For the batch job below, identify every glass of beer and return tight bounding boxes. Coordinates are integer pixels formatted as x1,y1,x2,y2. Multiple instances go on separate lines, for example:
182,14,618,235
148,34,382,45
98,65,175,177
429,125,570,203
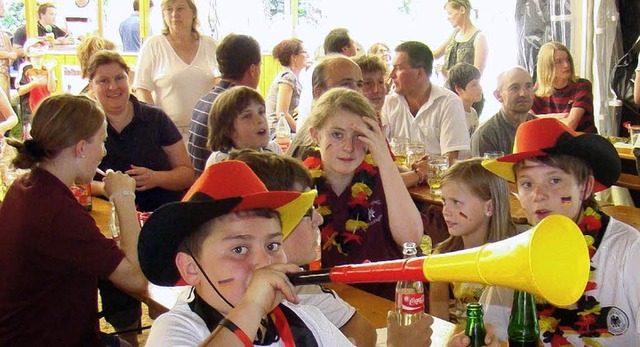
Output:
406,143,426,168
427,156,449,195
390,137,409,166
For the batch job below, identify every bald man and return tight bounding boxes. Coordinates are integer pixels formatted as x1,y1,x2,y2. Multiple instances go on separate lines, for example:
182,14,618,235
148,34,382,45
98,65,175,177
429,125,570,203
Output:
471,66,536,157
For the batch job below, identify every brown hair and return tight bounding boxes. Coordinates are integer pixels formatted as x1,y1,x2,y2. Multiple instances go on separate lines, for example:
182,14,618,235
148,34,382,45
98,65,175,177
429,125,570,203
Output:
8,94,105,169
229,149,312,192
435,158,517,254
76,36,117,79
272,39,304,67
86,50,130,81
514,155,599,211
206,86,265,152
354,54,387,76
161,0,199,35
37,2,55,17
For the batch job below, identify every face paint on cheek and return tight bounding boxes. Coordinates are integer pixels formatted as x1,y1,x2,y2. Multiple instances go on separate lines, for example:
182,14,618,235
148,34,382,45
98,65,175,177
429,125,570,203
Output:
217,277,235,286
458,211,469,220
561,196,572,205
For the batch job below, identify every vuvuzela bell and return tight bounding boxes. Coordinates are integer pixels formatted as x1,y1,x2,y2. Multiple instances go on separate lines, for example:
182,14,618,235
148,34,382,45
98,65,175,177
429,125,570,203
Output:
288,214,590,307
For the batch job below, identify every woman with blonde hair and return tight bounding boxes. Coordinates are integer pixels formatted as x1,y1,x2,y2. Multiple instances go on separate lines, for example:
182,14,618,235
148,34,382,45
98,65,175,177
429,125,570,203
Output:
0,94,147,346
429,158,517,323
531,41,596,133
76,36,116,95
134,0,218,138
299,88,424,300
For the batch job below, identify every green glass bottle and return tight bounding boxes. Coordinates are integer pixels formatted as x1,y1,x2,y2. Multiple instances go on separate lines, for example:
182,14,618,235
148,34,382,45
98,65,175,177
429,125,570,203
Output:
465,303,486,347
507,290,540,347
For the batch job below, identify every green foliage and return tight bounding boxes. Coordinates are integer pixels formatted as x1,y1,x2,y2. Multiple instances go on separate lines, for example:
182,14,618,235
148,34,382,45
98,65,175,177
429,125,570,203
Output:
399,0,412,15
2,1,24,33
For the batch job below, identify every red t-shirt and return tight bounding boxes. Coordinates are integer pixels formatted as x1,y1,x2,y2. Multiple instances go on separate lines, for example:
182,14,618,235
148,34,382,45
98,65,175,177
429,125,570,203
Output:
0,168,124,346
532,78,597,133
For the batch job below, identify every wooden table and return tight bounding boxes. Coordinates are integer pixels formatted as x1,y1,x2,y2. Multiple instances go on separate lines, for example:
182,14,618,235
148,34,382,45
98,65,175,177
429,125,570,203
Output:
615,147,640,191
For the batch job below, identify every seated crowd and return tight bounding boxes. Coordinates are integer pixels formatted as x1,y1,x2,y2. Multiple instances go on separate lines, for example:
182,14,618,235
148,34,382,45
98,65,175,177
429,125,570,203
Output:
0,0,638,346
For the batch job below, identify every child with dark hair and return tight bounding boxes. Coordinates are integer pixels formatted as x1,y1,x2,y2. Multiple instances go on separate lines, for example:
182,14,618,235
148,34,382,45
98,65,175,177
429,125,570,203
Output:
447,62,483,136
481,118,639,346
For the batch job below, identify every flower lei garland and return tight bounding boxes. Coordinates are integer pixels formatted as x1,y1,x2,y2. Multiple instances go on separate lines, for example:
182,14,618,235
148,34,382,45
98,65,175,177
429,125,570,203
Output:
302,148,377,256
537,207,607,347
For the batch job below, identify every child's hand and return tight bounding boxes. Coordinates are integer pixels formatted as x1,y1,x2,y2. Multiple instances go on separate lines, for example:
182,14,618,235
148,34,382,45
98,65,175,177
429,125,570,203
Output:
387,311,434,347
352,116,393,165
125,165,158,191
447,323,502,347
239,263,301,317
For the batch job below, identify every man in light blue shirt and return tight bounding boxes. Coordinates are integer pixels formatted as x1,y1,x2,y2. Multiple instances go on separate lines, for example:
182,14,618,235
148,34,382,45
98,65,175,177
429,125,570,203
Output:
119,0,153,52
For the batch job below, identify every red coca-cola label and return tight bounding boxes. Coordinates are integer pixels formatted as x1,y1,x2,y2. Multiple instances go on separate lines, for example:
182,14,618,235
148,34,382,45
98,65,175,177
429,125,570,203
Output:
137,212,152,227
397,292,424,314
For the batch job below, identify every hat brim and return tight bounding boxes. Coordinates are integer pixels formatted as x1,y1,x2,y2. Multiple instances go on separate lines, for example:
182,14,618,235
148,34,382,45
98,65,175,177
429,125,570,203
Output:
482,134,620,192
138,189,316,286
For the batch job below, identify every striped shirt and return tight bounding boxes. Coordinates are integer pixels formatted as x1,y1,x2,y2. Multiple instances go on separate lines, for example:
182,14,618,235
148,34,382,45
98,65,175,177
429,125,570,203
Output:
187,80,234,177
532,78,597,133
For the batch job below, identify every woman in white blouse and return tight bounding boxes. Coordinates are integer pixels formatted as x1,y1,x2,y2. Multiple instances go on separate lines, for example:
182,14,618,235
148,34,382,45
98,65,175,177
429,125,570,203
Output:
134,0,218,138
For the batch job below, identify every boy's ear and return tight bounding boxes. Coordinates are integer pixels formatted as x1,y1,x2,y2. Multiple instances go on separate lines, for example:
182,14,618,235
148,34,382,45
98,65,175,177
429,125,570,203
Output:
454,85,465,96
309,127,319,144
175,252,201,286
581,175,596,201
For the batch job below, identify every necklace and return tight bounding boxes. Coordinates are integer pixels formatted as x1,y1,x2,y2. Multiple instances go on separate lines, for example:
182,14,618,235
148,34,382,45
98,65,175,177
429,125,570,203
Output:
537,207,608,346
302,148,377,256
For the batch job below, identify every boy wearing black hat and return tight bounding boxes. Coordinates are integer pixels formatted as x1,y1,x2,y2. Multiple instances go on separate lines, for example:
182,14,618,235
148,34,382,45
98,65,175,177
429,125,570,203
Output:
480,118,640,346
139,160,354,346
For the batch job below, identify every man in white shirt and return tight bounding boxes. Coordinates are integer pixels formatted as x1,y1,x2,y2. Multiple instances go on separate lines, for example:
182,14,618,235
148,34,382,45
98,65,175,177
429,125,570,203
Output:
382,41,470,162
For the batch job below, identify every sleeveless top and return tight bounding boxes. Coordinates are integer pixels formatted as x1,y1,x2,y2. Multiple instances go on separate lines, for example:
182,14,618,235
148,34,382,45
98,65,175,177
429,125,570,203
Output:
444,29,481,71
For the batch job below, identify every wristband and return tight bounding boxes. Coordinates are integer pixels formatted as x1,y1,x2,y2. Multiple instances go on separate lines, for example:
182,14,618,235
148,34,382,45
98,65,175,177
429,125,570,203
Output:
109,190,136,203
413,168,425,184
218,318,253,347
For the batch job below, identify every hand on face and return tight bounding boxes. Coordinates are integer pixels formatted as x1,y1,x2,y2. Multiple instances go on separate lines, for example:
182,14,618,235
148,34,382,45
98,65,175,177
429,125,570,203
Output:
237,263,301,317
125,164,159,191
386,311,434,347
351,116,393,165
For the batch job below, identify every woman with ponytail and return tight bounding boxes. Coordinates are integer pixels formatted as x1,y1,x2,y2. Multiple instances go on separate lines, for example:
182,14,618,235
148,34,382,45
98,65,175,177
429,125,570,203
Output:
0,94,148,346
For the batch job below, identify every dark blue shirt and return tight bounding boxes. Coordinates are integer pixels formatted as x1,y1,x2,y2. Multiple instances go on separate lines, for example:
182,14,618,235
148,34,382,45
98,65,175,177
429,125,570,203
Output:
97,95,183,212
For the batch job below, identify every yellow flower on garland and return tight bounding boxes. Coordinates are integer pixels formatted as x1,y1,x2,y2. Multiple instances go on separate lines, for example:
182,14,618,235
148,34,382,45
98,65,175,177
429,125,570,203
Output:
346,219,369,233
316,205,332,216
363,153,375,165
538,315,561,333
352,182,372,197
309,168,323,178
577,304,601,316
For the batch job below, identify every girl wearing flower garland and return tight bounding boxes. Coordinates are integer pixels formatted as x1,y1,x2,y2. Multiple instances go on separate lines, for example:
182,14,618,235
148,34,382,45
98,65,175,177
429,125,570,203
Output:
429,158,517,324
480,118,640,346
300,88,424,300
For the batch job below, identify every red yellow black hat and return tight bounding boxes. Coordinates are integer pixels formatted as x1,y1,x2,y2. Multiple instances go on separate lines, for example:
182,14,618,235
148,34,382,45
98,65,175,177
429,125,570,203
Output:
482,118,620,192
138,160,316,286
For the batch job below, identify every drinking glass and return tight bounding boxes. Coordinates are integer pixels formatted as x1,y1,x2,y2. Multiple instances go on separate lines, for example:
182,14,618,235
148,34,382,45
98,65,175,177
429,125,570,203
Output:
483,151,505,160
406,143,426,168
427,156,449,195
390,137,409,166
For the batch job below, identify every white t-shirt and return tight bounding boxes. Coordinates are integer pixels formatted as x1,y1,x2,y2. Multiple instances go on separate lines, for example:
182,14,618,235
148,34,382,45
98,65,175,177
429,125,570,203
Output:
381,85,470,158
296,284,357,329
480,218,640,346
204,142,283,168
134,34,218,129
145,298,355,346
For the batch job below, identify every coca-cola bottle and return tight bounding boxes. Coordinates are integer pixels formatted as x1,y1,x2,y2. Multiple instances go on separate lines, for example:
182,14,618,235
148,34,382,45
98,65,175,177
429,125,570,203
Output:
395,241,424,326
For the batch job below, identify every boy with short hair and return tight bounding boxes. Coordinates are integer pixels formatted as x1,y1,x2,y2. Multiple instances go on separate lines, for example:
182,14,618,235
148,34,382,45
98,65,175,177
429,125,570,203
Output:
139,160,355,346
447,62,483,136
480,118,640,346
